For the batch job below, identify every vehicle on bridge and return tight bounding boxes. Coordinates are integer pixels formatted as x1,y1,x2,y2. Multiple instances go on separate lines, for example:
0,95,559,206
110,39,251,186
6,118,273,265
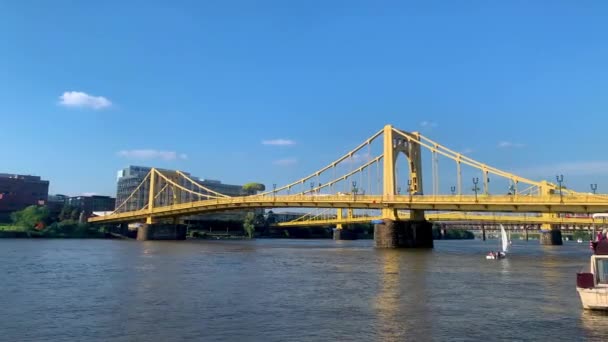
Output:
577,238,608,310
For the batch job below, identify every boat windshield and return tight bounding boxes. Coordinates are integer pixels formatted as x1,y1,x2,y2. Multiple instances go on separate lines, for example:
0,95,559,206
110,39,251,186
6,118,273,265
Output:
596,259,608,284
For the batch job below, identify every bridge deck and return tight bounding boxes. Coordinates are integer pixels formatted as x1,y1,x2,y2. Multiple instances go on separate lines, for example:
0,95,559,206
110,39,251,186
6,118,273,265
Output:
90,194,608,224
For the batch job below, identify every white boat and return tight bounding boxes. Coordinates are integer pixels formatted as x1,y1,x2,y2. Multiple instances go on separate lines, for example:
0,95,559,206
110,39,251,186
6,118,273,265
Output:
486,225,508,260
577,238,583,243
577,239,608,310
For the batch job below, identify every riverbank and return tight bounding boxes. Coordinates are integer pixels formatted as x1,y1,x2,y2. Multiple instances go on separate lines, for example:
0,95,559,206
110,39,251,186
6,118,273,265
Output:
0,223,112,239
0,230,116,239
1,224,476,240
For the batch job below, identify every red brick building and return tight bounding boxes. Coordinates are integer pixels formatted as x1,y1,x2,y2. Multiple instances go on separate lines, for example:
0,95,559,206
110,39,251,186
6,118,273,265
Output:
0,173,49,222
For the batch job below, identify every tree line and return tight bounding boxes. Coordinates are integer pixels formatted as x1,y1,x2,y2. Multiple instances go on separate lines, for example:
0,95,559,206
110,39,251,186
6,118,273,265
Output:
6,205,105,238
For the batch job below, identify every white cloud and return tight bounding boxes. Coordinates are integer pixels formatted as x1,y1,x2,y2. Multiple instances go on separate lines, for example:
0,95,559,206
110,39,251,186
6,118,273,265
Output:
498,141,525,148
273,158,297,166
262,139,296,146
117,149,188,161
420,121,438,128
59,91,112,109
343,152,371,164
519,161,608,177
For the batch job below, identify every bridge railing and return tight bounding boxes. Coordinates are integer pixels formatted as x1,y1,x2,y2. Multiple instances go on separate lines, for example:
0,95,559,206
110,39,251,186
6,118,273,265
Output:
126,193,608,216
90,192,608,223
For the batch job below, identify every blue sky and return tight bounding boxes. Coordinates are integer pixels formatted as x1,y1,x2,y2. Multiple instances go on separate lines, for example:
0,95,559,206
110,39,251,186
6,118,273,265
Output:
1,1,608,196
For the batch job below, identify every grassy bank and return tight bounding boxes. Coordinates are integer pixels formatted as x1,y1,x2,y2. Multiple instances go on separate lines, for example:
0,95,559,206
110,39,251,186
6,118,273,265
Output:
0,222,109,239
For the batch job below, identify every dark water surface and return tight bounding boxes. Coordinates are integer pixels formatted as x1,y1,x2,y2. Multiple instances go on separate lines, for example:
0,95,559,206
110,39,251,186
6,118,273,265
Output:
1,238,608,341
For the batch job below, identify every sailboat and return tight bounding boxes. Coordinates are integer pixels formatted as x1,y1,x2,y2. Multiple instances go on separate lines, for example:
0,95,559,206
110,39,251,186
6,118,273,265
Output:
486,225,508,260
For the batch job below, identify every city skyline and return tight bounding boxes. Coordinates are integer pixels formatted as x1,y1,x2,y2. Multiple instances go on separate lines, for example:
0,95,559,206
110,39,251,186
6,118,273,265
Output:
2,1,608,196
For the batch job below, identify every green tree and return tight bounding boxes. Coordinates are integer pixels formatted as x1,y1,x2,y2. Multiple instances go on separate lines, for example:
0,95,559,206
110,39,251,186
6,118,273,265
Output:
70,208,81,221
10,205,50,229
59,205,81,221
572,231,592,241
266,210,277,225
243,212,256,238
242,183,266,195
58,205,72,221
254,212,266,227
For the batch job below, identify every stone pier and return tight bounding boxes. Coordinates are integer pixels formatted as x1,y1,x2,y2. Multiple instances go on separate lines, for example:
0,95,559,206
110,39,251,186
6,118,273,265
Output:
333,228,356,240
540,228,563,245
374,220,433,248
137,224,187,241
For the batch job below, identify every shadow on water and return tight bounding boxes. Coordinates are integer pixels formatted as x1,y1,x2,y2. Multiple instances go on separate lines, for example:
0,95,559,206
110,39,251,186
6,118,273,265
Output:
373,249,432,341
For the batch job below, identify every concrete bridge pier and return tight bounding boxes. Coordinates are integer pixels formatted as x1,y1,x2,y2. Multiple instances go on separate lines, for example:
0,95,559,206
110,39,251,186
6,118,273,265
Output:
539,214,563,245
540,227,563,245
374,219,433,248
137,223,187,241
333,209,357,240
119,223,129,236
333,228,356,240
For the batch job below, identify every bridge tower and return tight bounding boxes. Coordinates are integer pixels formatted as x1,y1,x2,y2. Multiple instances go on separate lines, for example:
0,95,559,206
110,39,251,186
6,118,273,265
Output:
374,125,433,248
138,168,187,241
538,181,563,245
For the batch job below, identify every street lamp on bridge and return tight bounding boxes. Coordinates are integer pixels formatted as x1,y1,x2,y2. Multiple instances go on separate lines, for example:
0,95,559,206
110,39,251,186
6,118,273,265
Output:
310,182,315,195
472,177,480,203
352,181,358,200
556,174,564,203
273,183,276,199
450,186,456,195
508,184,516,195
591,183,598,194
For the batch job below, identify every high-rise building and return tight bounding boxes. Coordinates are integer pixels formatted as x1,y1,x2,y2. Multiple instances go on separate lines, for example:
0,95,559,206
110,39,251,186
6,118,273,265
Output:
115,166,153,211
47,194,69,216
0,173,49,221
115,166,245,211
66,195,116,216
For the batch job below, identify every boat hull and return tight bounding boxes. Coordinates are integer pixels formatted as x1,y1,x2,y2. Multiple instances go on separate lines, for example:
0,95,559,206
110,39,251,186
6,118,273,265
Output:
485,252,506,260
577,287,608,310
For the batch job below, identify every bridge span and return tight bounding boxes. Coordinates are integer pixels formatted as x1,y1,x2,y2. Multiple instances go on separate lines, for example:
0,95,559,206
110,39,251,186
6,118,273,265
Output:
89,124,608,247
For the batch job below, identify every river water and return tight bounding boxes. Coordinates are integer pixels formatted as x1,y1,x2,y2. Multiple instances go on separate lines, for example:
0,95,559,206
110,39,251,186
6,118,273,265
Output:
1,238,607,341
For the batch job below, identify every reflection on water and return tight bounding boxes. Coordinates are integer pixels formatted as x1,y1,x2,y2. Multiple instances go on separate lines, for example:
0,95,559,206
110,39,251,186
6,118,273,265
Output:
0,239,607,341
582,310,608,340
374,250,432,341
374,250,401,340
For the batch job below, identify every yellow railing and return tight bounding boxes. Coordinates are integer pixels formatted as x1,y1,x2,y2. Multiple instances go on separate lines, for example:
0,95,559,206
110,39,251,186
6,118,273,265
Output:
277,212,606,227
90,193,608,224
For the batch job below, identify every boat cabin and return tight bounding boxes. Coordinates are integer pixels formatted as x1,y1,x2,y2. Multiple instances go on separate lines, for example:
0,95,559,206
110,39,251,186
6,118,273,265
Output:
578,240,608,288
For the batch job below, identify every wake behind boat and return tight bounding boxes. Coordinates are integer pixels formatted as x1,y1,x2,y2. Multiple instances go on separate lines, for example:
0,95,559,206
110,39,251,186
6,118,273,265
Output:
486,224,509,260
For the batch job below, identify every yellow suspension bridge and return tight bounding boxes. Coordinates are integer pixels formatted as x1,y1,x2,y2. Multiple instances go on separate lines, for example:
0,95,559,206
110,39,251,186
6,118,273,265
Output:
90,124,608,244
